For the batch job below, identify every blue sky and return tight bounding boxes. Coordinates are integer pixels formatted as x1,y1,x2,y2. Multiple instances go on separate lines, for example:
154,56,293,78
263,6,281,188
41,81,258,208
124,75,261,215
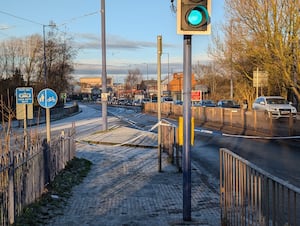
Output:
0,0,225,81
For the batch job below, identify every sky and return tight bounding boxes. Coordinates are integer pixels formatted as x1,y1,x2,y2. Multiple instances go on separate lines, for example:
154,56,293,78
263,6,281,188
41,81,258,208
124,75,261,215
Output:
0,0,225,82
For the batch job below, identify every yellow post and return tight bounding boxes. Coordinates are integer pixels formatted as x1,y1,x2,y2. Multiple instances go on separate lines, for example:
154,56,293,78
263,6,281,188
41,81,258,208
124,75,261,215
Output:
178,116,194,145
191,117,194,146
178,116,183,145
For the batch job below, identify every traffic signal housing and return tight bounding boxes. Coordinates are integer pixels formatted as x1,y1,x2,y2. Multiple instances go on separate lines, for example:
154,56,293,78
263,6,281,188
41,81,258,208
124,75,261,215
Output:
177,0,211,35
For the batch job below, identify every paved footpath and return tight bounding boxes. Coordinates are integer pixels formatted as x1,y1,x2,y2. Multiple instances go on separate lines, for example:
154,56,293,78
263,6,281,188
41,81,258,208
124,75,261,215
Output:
47,126,220,226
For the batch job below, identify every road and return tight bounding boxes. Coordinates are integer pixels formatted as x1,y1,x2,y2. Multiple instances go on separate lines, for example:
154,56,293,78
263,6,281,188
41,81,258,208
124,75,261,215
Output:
90,103,300,189
12,103,299,189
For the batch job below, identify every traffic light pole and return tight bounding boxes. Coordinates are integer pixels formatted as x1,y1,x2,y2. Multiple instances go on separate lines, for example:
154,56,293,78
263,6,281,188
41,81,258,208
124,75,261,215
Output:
176,0,211,221
182,34,192,221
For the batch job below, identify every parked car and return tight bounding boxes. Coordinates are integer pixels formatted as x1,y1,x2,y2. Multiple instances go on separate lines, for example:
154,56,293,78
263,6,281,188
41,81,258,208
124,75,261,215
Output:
118,98,128,105
173,100,183,105
252,96,297,119
161,96,173,103
151,97,158,103
197,100,216,107
142,98,151,104
133,99,141,106
125,99,133,105
217,99,240,108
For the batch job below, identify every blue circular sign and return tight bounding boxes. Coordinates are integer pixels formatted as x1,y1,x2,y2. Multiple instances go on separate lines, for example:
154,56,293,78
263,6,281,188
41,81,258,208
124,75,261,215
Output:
37,88,58,108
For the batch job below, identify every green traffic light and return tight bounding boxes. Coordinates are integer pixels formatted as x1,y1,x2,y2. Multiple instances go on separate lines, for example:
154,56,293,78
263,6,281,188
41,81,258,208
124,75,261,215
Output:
187,9,203,26
187,6,209,27
177,0,211,35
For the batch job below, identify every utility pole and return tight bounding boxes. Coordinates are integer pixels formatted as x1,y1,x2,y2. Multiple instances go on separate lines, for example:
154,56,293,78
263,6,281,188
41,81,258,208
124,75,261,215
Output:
43,23,56,143
101,0,107,131
157,35,162,172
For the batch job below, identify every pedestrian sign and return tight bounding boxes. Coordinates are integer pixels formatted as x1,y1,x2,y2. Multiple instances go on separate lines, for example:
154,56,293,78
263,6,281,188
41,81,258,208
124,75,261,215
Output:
37,88,58,108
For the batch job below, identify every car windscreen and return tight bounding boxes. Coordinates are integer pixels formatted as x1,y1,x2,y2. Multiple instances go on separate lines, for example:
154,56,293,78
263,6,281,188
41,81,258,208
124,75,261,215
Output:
266,98,288,104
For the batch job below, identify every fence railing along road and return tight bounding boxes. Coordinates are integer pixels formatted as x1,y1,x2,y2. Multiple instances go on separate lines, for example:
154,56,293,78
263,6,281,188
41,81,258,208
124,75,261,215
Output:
0,124,76,225
220,148,300,225
144,103,300,225
144,103,300,137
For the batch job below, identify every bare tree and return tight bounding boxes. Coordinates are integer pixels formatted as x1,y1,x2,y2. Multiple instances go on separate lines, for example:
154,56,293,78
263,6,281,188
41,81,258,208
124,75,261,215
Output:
0,38,23,79
193,61,232,101
45,30,76,97
210,0,300,104
23,35,43,86
124,68,142,98
0,30,76,105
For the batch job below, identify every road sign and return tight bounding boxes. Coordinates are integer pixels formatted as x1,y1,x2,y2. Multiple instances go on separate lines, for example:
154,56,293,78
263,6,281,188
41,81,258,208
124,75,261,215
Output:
253,70,268,88
37,88,58,108
191,90,201,101
16,87,33,104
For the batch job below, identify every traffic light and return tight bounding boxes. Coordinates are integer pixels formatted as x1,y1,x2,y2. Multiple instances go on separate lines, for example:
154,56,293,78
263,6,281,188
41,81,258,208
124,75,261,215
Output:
177,0,211,35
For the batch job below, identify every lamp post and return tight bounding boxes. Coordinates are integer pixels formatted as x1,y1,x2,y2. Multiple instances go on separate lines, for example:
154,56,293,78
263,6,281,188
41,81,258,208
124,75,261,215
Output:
43,25,47,86
142,63,149,80
101,0,108,131
176,74,182,101
230,20,234,99
229,18,241,99
43,23,56,143
162,52,170,89
146,63,148,80
43,23,56,86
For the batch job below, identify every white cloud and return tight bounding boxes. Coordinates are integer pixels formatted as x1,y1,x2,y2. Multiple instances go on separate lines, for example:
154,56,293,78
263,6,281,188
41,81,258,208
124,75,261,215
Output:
73,33,161,50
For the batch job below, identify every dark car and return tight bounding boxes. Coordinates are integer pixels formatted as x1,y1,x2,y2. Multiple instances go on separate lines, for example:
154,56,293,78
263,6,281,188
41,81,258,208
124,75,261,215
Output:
198,100,216,107
217,99,240,108
173,100,183,105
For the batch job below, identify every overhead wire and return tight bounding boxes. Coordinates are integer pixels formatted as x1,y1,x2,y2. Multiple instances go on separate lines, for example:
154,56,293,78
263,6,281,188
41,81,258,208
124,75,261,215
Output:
0,10,42,26
0,9,100,42
59,11,99,27
0,9,99,30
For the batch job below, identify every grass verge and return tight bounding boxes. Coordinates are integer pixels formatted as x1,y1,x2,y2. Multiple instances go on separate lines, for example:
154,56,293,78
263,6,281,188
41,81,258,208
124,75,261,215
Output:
13,157,92,226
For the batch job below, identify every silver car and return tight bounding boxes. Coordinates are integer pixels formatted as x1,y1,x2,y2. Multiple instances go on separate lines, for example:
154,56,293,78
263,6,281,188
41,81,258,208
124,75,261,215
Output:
252,96,297,119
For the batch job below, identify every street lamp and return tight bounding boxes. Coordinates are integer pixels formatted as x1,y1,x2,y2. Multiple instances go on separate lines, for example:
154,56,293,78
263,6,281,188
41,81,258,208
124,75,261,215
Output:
229,18,241,99
42,23,56,144
175,74,182,101
162,52,170,88
43,23,56,87
142,63,149,80
230,19,234,99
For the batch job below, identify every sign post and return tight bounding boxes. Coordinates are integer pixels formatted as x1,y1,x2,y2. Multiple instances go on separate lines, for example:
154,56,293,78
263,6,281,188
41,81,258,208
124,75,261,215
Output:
253,69,268,98
16,87,34,150
37,88,58,143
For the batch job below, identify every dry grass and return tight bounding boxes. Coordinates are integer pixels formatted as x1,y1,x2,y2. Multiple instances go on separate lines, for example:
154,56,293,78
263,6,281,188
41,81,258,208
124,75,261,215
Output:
13,157,92,226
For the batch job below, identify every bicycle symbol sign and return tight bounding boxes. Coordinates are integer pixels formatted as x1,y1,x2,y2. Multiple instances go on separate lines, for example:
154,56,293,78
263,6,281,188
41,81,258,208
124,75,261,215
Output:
37,88,58,109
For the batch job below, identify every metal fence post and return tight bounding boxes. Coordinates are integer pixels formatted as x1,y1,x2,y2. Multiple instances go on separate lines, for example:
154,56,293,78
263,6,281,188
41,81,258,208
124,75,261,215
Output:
8,150,15,224
42,139,50,185
220,148,300,225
